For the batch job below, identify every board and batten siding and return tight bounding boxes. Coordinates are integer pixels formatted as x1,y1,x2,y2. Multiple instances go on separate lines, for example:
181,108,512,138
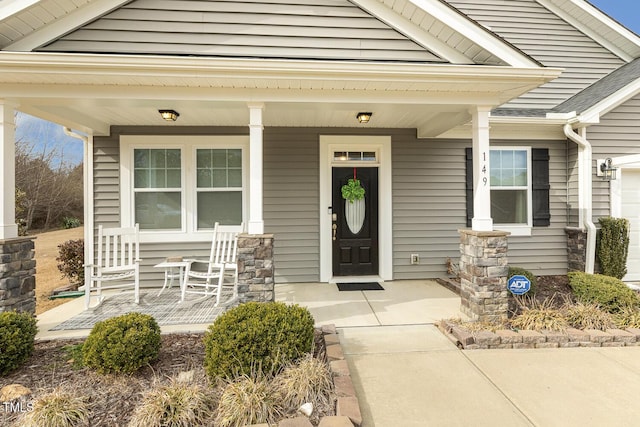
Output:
39,0,444,63
392,135,569,278
446,0,625,109
587,94,640,220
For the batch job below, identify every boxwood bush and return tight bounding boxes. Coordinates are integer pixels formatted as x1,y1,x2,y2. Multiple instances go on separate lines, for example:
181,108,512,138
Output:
0,311,37,375
204,302,315,380
509,266,537,295
568,272,639,313
82,312,161,374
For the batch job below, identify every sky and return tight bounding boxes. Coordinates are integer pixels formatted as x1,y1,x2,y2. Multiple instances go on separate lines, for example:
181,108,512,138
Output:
14,0,640,166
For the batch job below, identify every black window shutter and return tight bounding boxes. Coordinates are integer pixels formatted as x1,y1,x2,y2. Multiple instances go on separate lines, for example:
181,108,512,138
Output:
464,147,550,228
465,147,473,227
532,148,550,227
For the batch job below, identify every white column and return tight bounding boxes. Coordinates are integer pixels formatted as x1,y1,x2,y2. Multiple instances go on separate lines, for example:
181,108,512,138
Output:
0,101,18,239
471,106,493,231
247,103,264,234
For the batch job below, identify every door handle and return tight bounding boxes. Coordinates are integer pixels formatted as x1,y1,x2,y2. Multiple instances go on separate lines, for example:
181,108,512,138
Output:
332,223,337,241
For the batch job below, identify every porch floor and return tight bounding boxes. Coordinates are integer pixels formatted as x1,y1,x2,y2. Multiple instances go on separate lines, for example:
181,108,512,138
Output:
37,279,462,340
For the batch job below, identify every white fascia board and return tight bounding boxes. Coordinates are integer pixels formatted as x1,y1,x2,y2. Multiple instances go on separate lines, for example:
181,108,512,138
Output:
6,0,131,51
351,0,471,64
404,0,540,68
0,51,562,83
578,78,640,124
538,0,640,62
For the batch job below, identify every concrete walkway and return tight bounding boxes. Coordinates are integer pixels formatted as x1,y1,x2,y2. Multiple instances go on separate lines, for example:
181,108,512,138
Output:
276,280,640,427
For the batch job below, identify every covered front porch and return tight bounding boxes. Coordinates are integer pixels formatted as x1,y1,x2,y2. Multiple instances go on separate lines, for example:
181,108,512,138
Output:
36,279,462,340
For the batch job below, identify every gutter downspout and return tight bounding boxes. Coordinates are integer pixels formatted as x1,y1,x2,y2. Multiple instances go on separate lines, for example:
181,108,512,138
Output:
563,123,596,274
63,127,93,289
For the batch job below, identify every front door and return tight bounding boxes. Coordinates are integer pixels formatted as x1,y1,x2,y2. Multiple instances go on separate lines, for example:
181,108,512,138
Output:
332,167,378,276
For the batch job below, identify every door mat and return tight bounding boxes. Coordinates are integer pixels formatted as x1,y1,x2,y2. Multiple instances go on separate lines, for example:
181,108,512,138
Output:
337,282,384,291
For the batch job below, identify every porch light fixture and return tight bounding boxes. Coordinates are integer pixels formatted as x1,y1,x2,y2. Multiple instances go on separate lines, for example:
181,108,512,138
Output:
159,109,179,121
599,158,617,181
356,112,372,124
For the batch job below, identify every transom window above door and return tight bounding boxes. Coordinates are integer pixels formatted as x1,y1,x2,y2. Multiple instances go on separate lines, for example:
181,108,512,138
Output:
333,151,377,163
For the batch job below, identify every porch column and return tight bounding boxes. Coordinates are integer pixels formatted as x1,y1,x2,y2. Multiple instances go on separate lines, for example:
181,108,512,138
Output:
471,106,493,232
247,103,264,234
0,101,18,239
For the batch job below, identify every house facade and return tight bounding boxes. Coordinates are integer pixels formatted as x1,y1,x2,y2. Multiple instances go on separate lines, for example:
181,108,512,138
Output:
0,0,639,291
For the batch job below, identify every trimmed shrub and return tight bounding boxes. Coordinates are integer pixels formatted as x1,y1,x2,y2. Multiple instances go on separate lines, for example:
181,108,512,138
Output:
0,311,38,376
597,217,630,279
204,302,315,380
568,271,639,313
508,266,537,295
56,239,84,288
82,313,161,374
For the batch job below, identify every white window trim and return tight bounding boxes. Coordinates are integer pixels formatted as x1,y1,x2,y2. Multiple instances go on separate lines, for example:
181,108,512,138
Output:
491,146,532,236
120,135,249,243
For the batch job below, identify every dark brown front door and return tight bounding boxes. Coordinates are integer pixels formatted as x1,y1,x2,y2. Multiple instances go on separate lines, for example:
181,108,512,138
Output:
332,167,378,276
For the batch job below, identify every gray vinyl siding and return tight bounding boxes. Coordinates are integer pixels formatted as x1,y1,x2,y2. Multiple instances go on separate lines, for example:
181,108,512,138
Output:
446,0,625,109
392,135,569,278
39,0,444,63
263,128,320,283
587,94,640,221
566,142,580,227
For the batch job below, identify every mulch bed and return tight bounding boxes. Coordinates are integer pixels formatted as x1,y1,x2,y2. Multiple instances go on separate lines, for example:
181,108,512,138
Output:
2,331,330,426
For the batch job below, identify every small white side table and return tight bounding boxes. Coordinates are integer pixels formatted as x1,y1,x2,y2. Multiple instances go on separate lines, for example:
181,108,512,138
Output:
154,260,191,297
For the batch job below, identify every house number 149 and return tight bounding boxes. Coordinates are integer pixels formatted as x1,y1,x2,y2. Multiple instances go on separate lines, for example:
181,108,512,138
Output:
482,152,488,186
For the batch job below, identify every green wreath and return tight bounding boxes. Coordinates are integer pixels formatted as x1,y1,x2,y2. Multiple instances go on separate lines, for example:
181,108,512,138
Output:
341,178,365,203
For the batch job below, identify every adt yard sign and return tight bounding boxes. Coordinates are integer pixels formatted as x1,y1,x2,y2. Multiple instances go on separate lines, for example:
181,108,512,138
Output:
508,275,531,295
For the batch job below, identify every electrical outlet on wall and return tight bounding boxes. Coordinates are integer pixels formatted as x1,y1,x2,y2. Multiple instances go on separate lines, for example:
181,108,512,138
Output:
410,254,419,265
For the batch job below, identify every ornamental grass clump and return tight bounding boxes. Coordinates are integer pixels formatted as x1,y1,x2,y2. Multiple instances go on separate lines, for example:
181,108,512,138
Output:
128,380,215,427
204,302,315,380
568,272,639,313
510,297,568,331
273,354,333,416
20,388,89,427
82,312,161,374
614,306,640,329
564,302,614,331
215,374,283,427
0,311,37,376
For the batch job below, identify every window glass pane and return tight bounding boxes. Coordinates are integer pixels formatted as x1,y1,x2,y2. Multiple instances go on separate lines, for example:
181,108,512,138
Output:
212,150,227,168
363,151,376,161
134,170,148,188
514,150,527,169
212,170,227,187
197,191,242,228
490,149,528,188
334,151,347,161
135,192,181,229
150,169,166,187
228,149,242,167
166,149,181,168
151,150,166,168
197,149,211,168
228,169,242,187
491,190,527,224
166,170,181,188
197,169,212,188
134,149,149,168
348,152,361,161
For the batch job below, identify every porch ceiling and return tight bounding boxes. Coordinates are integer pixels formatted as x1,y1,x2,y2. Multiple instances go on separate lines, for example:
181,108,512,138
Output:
0,53,562,136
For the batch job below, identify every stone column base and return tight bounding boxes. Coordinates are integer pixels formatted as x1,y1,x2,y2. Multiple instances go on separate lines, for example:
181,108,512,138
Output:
565,227,587,272
459,229,510,323
237,234,275,304
0,237,36,314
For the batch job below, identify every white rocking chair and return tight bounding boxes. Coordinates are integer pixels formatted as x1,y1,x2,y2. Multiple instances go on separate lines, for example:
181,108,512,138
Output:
182,222,241,306
84,224,141,309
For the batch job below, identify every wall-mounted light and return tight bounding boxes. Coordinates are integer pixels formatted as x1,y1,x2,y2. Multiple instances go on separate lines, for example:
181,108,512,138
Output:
356,112,372,124
597,158,617,181
159,109,179,121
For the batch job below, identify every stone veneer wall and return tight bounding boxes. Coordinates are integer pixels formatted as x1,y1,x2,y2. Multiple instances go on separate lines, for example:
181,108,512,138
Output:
236,234,275,304
565,227,587,272
0,237,36,314
459,229,510,322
